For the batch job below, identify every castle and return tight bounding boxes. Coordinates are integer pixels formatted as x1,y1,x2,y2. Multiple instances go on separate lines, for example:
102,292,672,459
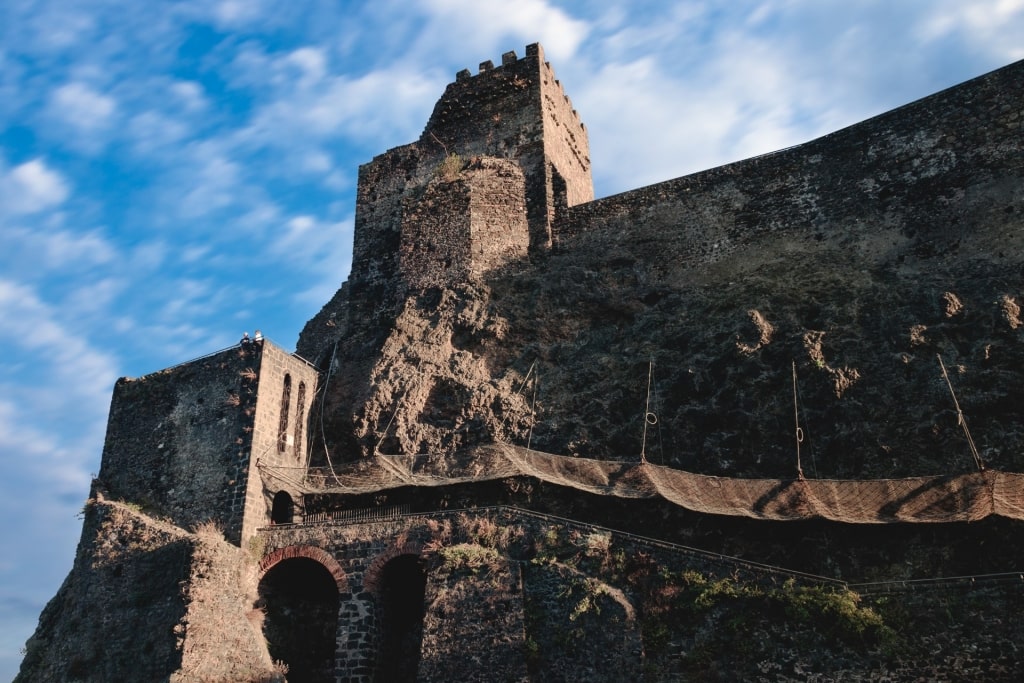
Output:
20,45,1024,682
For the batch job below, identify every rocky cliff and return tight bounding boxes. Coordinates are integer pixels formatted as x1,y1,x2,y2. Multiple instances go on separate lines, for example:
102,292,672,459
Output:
298,56,1024,483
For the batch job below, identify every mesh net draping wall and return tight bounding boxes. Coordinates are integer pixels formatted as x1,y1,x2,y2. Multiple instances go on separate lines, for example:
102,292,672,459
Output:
259,444,1024,524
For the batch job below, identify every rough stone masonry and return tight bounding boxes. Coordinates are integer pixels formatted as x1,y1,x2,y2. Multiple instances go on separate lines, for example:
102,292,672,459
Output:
16,44,1024,682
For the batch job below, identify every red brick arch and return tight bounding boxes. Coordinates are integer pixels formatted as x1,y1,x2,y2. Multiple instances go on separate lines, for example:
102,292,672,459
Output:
362,540,425,594
258,544,347,591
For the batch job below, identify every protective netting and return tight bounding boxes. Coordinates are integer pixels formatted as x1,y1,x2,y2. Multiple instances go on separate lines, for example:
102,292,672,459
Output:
259,444,1024,524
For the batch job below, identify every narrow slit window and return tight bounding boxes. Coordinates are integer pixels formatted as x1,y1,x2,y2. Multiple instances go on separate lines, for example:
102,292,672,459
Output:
277,374,292,453
293,381,307,462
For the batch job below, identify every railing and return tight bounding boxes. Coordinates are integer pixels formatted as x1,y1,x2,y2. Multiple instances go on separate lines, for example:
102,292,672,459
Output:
849,571,1024,595
259,503,1024,596
498,506,846,588
301,504,411,525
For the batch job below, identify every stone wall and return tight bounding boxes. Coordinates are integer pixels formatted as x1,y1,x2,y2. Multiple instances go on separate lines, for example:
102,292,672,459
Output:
98,340,318,545
536,43,592,208
466,158,531,279
399,157,530,290
16,500,277,683
350,142,433,298
399,169,474,289
242,341,320,542
557,58,1024,269
250,506,1024,681
98,344,259,543
253,507,839,682
419,554,529,682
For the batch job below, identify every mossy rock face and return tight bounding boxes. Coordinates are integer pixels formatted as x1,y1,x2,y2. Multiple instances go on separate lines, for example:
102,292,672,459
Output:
522,559,642,682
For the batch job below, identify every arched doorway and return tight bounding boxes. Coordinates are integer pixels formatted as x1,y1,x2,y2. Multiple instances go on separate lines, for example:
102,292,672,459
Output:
375,554,427,682
271,491,294,524
258,557,339,683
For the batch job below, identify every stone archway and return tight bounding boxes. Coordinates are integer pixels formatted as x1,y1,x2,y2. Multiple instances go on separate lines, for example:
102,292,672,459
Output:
258,545,347,589
257,546,345,683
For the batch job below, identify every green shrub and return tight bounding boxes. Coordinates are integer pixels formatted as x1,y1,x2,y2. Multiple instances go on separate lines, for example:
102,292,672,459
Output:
436,153,464,181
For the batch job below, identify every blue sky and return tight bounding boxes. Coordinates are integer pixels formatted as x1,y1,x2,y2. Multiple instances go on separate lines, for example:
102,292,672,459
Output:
1,0,1022,675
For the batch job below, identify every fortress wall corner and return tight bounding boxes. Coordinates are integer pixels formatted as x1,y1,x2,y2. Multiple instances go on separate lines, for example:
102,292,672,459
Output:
98,345,260,543
96,340,318,546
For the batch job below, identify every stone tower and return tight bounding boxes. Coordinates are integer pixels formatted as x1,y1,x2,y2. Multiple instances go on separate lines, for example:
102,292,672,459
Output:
351,43,593,293
97,339,319,545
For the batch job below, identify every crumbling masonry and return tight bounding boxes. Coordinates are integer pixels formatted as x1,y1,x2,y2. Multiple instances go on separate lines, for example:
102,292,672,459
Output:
23,43,1024,683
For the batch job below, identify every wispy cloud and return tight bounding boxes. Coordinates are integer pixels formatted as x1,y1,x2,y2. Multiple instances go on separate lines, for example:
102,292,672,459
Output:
269,213,354,306
412,0,590,63
4,226,115,273
44,82,118,153
50,82,116,130
0,279,119,397
918,0,1024,61
0,158,69,214
0,277,116,624
227,43,443,157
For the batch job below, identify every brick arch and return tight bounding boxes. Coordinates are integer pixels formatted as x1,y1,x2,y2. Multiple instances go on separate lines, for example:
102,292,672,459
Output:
258,544,347,591
362,540,425,594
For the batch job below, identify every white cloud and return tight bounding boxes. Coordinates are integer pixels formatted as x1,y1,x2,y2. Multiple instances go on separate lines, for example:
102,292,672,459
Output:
49,81,117,132
62,276,125,316
301,150,333,174
918,0,1024,61
170,81,208,113
234,57,440,150
23,4,98,52
270,214,354,306
127,110,191,154
0,279,119,395
159,277,213,317
2,225,116,276
0,159,69,214
180,244,211,263
285,47,328,88
211,0,274,28
129,240,167,271
414,0,590,63
0,398,96,496
177,142,244,218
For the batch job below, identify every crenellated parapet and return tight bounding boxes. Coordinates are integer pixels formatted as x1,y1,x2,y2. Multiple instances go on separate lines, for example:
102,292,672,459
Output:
347,44,593,304
423,43,592,222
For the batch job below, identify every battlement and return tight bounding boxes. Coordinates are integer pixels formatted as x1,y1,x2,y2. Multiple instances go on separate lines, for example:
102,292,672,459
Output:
347,43,593,301
421,42,590,192
450,44,587,136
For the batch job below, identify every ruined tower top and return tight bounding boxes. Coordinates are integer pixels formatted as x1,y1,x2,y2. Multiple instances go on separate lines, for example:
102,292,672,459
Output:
348,43,594,299
422,43,593,209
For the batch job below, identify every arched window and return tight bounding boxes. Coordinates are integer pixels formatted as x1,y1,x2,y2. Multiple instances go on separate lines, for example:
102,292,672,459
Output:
271,491,294,525
293,381,307,462
277,374,292,453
